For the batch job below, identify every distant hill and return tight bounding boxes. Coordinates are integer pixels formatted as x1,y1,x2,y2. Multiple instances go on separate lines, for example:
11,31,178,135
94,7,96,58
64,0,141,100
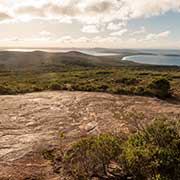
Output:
0,51,138,71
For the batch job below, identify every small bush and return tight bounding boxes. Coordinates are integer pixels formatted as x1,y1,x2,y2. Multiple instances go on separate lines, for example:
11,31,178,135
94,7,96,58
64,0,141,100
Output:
147,78,171,98
48,82,62,90
44,118,180,180
63,134,122,180
119,119,180,180
42,149,55,160
0,85,17,95
116,77,140,85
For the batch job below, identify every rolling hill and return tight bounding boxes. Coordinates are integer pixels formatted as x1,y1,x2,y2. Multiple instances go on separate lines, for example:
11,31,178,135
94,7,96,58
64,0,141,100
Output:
0,51,138,72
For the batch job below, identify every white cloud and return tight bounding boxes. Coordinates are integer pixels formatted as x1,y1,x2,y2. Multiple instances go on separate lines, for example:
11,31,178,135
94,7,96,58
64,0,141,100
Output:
145,30,170,41
56,35,73,43
125,0,180,18
0,32,176,49
55,35,121,46
131,26,146,36
81,25,99,33
107,21,126,31
0,36,51,42
75,37,91,43
39,31,52,36
110,29,128,36
158,31,171,37
0,0,179,26
0,0,178,48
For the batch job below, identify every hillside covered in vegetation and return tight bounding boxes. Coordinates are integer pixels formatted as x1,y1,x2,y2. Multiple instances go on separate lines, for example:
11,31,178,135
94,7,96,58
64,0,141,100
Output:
0,51,180,99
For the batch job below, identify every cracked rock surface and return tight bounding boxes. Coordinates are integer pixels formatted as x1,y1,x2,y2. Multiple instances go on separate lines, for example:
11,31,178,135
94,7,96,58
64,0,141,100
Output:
0,91,179,179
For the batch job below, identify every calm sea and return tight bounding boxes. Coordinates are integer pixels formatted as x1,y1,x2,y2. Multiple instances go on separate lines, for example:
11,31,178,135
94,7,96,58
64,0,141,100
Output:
122,49,180,66
123,54,180,66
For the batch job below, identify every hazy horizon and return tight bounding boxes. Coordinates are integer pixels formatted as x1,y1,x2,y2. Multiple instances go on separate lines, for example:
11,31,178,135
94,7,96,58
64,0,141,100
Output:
0,47,180,50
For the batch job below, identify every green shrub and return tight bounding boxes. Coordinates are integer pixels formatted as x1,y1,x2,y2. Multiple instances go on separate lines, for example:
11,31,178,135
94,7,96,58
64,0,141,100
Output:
63,134,122,180
96,84,109,91
44,118,180,180
116,77,140,85
119,119,180,180
147,78,171,98
48,82,62,90
134,86,146,95
42,149,55,160
0,85,17,94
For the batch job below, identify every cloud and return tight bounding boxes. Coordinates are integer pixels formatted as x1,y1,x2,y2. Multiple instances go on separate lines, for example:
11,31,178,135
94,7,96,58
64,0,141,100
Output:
0,37,20,42
46,1,81,16
81,25,99,33
0,11,12,20
56,35,120,45
107,21,126,31
125,0,180,18
0,32,176,49
158,31,171,37
131,26,146,36
145,30,170,41
15,5,45,17
39,31,52,36
2,30,56,42
0,0,179,34
2,0,179,23
110,29,128,36
14,0,81,18
57,36,92,43
85,1,113,14
0,0,178,49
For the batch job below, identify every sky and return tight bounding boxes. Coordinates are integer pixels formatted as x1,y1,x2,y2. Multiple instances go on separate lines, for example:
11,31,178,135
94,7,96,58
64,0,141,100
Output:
0,0,180,49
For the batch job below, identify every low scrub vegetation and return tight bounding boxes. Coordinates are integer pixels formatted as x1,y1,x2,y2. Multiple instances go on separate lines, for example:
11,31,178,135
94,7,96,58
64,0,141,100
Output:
64,134,122,179
45,119,180,180
0,66,179,99
147,78,171,98
120,118,180,180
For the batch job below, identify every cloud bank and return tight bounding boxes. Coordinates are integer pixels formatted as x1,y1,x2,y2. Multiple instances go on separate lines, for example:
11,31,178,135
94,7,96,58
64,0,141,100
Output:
0,0,179,24
0,0,178,48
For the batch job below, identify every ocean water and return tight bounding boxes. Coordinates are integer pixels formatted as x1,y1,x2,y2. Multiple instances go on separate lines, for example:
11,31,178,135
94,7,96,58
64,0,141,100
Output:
122,54,180,66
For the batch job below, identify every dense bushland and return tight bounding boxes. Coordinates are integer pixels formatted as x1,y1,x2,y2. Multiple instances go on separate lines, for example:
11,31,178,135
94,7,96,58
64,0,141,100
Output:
45,119,180,180
120,119,180,180
0,67,179,99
